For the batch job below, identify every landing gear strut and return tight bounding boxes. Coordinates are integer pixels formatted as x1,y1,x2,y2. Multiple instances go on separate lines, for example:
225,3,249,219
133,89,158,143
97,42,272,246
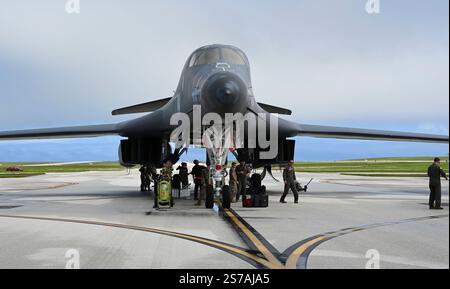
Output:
203,126,233,210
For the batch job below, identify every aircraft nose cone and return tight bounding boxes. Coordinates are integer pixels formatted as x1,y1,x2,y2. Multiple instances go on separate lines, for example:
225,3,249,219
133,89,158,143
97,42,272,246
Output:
202,72,247,113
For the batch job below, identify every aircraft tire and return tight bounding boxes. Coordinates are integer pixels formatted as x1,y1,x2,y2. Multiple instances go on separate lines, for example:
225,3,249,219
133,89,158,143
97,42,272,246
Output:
221,185,231,209
205,184,214,209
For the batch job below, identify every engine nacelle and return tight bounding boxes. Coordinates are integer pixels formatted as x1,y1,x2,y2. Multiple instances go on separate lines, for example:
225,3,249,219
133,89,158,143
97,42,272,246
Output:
118,145,136,168
236,139,295,167
118,138,171,168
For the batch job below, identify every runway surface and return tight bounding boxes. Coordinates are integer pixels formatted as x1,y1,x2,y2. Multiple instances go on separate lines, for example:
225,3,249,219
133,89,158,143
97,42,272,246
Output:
0,170,448,269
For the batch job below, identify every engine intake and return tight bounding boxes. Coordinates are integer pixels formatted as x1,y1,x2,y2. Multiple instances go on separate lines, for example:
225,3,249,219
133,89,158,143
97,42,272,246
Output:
119,138,171,167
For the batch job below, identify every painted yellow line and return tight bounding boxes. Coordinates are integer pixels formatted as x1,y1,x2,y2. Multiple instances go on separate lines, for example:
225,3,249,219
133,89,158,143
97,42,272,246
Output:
285,236,327,269
156,231,276,269
124,224,275,268
223,208,284,269
0,214,273,269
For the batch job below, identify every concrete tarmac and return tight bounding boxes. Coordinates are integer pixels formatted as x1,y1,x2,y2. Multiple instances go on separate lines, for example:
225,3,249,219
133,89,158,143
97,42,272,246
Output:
0,170,448,269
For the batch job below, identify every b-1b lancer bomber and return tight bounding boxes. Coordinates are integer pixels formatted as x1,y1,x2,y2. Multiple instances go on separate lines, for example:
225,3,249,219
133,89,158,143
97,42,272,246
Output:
1,44,448,208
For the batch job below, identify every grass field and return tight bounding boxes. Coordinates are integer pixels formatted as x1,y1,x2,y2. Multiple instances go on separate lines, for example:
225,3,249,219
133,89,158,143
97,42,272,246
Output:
0,157,448,178
294,156,449,175
347,156,449,162
0,162,123,178
294,161,449,173
341,173,430,178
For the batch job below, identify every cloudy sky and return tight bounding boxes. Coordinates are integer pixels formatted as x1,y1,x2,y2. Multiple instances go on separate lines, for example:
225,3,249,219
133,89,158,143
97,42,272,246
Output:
0,0,448,161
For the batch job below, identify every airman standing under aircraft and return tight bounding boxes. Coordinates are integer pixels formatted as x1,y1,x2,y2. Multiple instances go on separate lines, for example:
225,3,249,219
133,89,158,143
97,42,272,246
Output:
280,160,299,204
229,162,238,202
160,160,173,179
146,166,155,191
428,157,448,210
236,161,250,201
139,166,148,192
196,165,211,206
177,162,189,189
191,160,205,201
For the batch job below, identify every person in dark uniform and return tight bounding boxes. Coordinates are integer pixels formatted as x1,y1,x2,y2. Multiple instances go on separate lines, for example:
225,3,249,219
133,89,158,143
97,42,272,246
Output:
191,160,205,201
145,166,154,191
229,162,238,202
177,162,189,189
236,161,250,201
280,160,299,204
428,157,448,210
148,166,157,192
139,166,148,192
196,165,211,206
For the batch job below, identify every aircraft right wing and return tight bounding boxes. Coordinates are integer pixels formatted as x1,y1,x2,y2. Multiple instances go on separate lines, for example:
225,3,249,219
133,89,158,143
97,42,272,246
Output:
292,123,449,143
0,124,119,141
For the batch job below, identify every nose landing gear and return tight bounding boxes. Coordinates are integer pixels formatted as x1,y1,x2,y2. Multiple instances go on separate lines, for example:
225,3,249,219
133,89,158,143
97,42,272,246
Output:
203,126,233,210
204,166,231,209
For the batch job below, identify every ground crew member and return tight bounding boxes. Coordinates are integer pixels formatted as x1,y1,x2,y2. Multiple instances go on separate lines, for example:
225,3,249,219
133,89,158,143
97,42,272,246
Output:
191,160,205,201
229,162,238,202
145,166,153,191
139,166,147,191
148,166,157,192
428,157,448,210
160,160,173,179
177,162,189,189
236,160,250,201
280,160,299,204
196,165,211,206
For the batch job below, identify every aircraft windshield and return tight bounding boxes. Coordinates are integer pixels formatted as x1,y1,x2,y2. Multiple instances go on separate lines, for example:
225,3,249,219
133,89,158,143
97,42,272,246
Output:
190,47,247,67
193,48,221,66
221,48,246,65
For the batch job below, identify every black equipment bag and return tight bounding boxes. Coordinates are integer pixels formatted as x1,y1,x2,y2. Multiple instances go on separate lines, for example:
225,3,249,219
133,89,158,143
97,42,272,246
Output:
252,194,269,208
257,185,266,195
250,185,266,195
251,174,262,188
246,186,257,196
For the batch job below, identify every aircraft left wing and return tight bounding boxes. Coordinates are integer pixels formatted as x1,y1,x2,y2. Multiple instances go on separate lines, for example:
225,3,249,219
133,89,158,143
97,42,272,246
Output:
287,122,449,143
257,103,292,115
0,124,119,141
112,97,172,116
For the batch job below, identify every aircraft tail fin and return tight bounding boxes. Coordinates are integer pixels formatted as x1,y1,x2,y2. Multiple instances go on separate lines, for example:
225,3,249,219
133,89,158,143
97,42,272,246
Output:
112,97,172,116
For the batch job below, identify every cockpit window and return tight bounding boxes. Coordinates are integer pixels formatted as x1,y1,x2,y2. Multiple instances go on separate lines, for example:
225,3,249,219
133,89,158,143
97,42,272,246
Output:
194,48,221,66
221,48,246,65
189,53,198,67
189,47,248,67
